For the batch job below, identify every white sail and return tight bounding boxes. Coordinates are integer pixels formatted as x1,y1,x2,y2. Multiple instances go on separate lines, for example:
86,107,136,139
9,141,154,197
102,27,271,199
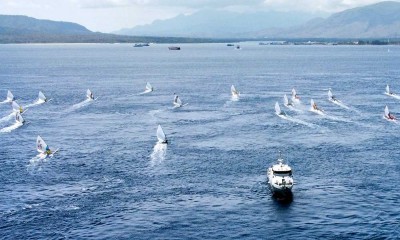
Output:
384,106,390,118
86,89,93,99
36,135,48,153
275,102,281,115
146,82,153,91
310,99,315,109
283,94,290,106
291,88,297,98
38,91,46,101
328,89,333,99
15,112,24,124
7,90,14,101
157,125,167,143
12,101,22,113
174,95,182,106
231,85,239,96
386,85,390,94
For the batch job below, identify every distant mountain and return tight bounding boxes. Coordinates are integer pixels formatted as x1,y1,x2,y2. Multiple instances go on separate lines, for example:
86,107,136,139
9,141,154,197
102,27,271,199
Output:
257,1,400,38
0,15,91,35
115,10,326,38
0,15,231,43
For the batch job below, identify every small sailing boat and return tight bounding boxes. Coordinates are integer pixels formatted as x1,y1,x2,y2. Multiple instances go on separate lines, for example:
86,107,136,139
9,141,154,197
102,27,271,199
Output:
283,94,293,107
15,112,25,124
86,89,94,100
384,84,400,100
157,125,168,144
384,106,396,121
310,99,324,115
146,82,153,92
291,88,300,103
275,102,286,116
231,85,240,97
38,91,47,103
6,90,14,102
173,94,185,108
12,101,24,114
36,135,58,158
328,89,337,102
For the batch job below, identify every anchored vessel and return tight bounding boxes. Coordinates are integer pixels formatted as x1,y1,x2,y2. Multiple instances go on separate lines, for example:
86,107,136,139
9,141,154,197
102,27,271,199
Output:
267,153,294,199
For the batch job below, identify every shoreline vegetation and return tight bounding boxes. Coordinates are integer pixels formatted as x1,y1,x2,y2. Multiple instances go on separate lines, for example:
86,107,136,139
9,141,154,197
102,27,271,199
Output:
0,34,399,45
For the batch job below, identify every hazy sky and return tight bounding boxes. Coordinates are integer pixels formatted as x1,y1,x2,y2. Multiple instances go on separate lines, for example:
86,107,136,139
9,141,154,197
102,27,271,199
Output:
0,0,396,32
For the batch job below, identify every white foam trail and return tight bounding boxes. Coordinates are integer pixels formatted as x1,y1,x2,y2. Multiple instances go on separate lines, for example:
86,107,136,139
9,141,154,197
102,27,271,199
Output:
139,89,152,95
0,112,15,123
284,104,303,113
328,99,350,110
150,143,167,166
230,95,239,102
0,100,10,104
25,99,47,108
65,99,92,112
0,122,23,133
276,113,316,128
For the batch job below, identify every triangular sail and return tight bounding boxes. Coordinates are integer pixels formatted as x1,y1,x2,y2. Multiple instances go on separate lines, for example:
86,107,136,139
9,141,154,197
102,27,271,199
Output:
36,135,48,153
386,84,390,94
38,91,46,101
157,125,167,143
328,89,333,99
283,94,289,105
310,99,315,108
12,101,22,112
174,95,182,106
384,106,390,118
292,88,297,97
86,89,93,99
146,82,153,91
231,85,238,95
7,90,14,101
15,112,24,124
275,102,281,115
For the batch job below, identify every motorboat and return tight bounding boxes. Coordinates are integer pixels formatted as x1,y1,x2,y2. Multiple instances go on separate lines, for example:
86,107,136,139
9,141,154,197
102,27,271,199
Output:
168,46,181,50
267,152,294,198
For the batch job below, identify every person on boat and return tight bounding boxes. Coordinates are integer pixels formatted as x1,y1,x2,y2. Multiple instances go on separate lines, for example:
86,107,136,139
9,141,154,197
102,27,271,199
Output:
45,145,52,155
90,93,94,100
313,103,318,110
388,112,396,120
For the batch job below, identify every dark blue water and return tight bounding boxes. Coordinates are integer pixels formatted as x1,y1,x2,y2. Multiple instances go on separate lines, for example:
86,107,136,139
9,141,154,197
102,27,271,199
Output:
0,43,399,239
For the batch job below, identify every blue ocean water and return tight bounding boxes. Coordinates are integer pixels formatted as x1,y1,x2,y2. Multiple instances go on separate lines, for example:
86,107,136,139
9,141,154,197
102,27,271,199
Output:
0,43,399,239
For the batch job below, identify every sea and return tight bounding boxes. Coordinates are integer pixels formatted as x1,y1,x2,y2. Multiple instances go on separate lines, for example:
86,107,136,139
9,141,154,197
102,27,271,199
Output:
0,43,399,239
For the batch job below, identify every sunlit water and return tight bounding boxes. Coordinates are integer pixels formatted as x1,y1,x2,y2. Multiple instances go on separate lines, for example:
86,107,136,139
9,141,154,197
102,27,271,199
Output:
1,43,400,239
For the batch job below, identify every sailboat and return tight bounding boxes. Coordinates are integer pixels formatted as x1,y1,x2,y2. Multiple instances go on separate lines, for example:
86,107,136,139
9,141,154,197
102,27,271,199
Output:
173,94,186,108
146,82,153,92
157,125,168,144
86,89,94,100
38,91,47,103
12,101,25,114
283,94,293,107
275,102,286,116
291,88,300,103
36,135,59,158
328,89,337,102
310,99,324,115
6,90,14,102
15,112,25,124
385,84,400,100
384,106,396,121
231,85,240,98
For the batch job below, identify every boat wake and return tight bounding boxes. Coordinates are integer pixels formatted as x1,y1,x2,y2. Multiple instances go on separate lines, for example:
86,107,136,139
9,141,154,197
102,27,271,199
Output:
0,122,23,133
0,112,15,123
150,143,167,166
66,99,93,112
24,99,47,108
276,113,316,128
329,99,350,110
139,89,152,95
